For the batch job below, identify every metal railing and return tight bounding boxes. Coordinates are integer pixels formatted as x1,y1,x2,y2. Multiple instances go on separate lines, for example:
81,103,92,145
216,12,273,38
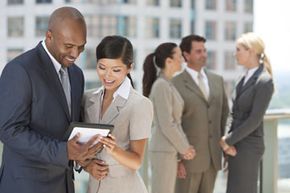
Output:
0,109,290,193
260,109,290,193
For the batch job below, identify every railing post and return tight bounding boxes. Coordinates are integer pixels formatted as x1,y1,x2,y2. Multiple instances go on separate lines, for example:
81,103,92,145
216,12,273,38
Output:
262,119,279,193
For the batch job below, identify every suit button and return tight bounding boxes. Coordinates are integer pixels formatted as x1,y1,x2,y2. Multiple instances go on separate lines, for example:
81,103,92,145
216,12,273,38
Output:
209,135,213,138
209,120,212,124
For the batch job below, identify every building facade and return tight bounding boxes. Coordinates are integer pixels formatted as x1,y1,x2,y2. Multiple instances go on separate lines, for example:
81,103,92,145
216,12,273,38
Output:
0,0,254,93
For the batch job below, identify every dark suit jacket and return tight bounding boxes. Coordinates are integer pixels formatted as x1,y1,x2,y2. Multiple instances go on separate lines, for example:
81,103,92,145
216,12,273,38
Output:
172,69,229,173
226,64,274,146
0,42,84,193
225,64,274,193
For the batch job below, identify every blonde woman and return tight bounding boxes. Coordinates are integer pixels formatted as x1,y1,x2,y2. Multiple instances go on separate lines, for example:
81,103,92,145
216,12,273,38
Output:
220,32,274,193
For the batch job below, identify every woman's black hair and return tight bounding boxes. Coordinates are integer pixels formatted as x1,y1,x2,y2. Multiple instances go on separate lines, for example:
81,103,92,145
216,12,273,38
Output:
96,35,134,87
142,42,177,97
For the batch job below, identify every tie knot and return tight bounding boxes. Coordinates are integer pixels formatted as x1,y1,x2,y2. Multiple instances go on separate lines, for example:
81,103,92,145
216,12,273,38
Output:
59,68,67,76
198,72,203,79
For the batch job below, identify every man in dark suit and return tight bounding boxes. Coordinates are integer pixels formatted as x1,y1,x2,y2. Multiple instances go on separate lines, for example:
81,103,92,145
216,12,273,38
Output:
0,7,100,193
173,35,229,193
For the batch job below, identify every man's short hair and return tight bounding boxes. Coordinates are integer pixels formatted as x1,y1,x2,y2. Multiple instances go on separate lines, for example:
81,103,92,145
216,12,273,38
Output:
180,34,206,54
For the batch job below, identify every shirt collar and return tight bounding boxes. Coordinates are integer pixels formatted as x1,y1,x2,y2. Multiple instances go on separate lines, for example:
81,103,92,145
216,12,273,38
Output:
41,40,62,74
94,77,131,101
244,66,259,83
185,66,206,82
113,76,131,100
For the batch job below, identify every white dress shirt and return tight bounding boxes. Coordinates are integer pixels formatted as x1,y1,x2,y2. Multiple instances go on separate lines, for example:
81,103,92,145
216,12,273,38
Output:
185,66,210,97
243,66,259,85
41,40,64,80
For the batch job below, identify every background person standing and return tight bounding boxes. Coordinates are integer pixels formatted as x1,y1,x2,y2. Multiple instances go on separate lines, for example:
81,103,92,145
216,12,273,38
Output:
220,32,274,193
142,42,195,193
172,34,229,193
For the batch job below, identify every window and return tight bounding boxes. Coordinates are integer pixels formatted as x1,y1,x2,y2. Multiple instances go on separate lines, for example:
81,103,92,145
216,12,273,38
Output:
121,0,136,4
225,0,237,12
224,51,236,70
85,81,100,90
244,0,253,13
169,19,182,39
207,50,217,70
65,0,110,3
86,15,117,37
205,21,217,40
36,0,52,3
117,16,137,37
35,16,49,37
170,0,182,7
7,49,23,62
191,20,195,34
147,0,159,6
145,17,160,38
101,16,117,36
244,22,253,33
224,21,237,41
191,0,195,9
83,49,96,70
7,17,24,37
7,0,23,5
205,0,216,10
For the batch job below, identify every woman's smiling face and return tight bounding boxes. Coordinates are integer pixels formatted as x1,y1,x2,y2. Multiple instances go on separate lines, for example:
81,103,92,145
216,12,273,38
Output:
97,58,131,92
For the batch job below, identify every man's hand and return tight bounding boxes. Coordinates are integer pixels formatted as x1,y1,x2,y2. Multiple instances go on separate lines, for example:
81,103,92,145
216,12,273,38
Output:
67,133,102,161
84,159,109,180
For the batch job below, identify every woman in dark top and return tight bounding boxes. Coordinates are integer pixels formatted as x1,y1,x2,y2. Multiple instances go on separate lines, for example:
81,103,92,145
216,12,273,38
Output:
220,32,274,193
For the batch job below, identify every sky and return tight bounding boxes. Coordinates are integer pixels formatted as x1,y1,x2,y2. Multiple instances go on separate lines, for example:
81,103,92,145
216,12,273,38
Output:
255,0,290,74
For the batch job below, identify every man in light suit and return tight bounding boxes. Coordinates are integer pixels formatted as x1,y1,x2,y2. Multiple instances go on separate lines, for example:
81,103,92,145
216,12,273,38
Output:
0,7,99,193
172,35,229,193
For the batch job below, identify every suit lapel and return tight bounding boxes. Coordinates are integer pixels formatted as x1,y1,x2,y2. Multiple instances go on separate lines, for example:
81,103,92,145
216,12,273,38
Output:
205,71,214,104
182,71,208,103
102,95,127,124
69,67,80,121
86,91,102,123
182,70,209,104
236,76,245,96
37,43,71,121
86,89,128,124
238,64,264,97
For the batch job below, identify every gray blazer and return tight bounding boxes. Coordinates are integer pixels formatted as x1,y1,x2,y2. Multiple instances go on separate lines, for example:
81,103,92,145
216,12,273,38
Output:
82,87,153,193
225,64,274,193
149,76,190,154
226,64,274,145
172,69,229,173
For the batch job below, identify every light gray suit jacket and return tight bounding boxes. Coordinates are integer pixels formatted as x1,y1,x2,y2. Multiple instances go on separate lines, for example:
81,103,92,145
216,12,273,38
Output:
149,76,190,154
82,87,153,193
172,69,229,173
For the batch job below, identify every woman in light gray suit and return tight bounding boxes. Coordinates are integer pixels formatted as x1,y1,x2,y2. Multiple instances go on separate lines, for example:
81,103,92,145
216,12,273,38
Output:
220,33,274,193
143,43,195,193
81,36,153,193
